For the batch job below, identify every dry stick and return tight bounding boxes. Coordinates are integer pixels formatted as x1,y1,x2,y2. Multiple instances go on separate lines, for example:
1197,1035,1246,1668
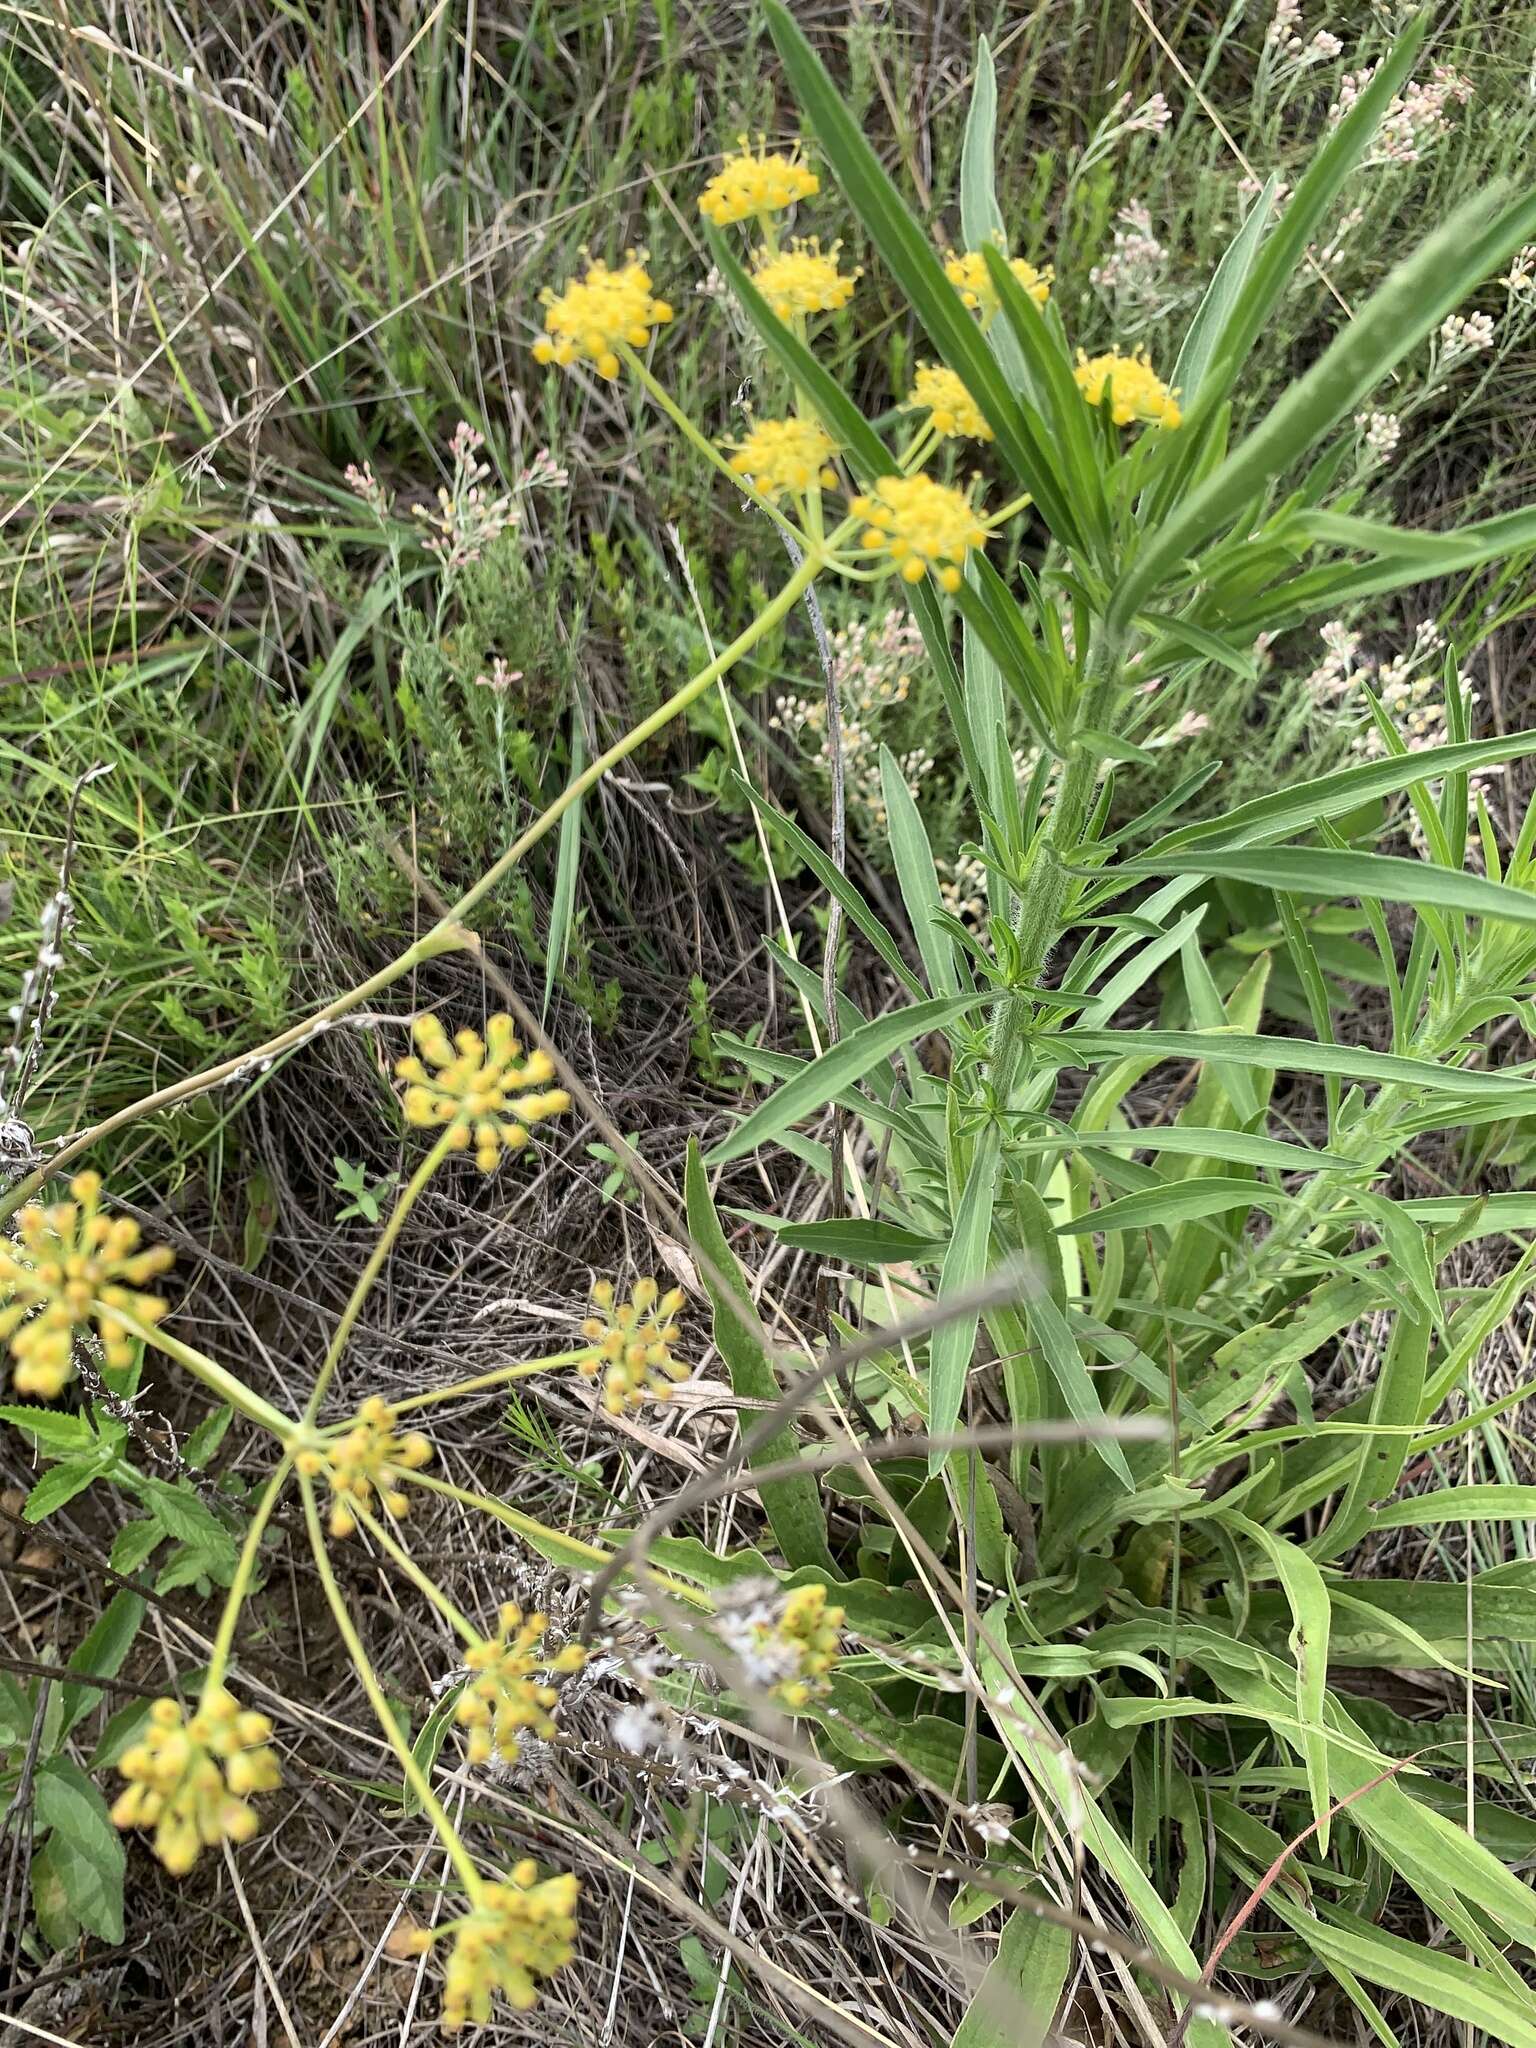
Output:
667,1414,1163,1511
577,1263,1032,1635
1163,1754,1421,2048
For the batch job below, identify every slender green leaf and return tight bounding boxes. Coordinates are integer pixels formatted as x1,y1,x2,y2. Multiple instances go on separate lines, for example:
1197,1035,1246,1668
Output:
707,993,985,1165
1113,178,1536,624
1121,847,1536,928
684,1141,837,1573
1049,1027,1535,1100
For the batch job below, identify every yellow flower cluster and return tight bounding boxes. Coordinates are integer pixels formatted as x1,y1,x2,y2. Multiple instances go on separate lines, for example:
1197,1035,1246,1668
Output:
0,1171,174,1399
414,1861,580,2029
457,1604,586,1766
397,1013,570,1172
944,242,1052,322
532,255,673,380
905,363,993,442
112,1688,281,1875
726,416,839,498
302,1395,432,1540
750,238,858,321
764,1584,844,1710
579,1277,689,1415
698,137,819,225
851,475,988,593
1074,348,1182,429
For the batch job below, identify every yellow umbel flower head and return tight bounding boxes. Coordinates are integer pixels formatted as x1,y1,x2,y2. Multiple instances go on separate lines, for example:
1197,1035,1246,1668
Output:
0,1172,174,1398
699,136,819,225
726,417,839,498
397,1013,570,1172
1074,348,1181,429
726,1583,844,1709
904,363,993,442
850,475,989,593
457,1604,586,1766
414,1860,580,2027
301,1394,431,1540
749,238,858,321
580,1277,689,1415
111,1687,281,1875
944,241,1052,323
532,254,673,380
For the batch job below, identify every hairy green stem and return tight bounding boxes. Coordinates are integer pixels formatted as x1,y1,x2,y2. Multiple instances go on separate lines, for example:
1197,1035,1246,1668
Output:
989,627,1126,1099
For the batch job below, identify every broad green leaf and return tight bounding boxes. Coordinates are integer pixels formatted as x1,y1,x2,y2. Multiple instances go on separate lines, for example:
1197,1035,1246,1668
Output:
61,1589,144,1734
182,1403,233,1470
1284,1910,1536,2048
958,37,1005,248
773,1218,945,1264
1169,175,1281,409
33,1757,125,1944
0,1405,98,1455
1151,731,1536,857
684,1140,836,1574
1121,847,1536,929
1370,1483,1536,1530
24,1457,108,1524
881,745,961,997
1058,1176,1283,1237
927,1125,1000,1475
1011,1126,1352,1171
1230,1514,1333,1850
706,993,985,1165
953,1910,1070,2048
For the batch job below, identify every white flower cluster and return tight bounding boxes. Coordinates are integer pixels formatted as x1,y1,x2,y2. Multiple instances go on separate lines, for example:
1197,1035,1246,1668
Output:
1307,617,1480,763
1439,310,1496,361
939,851,990,929
1329,60,1473,164
769,609,934,827
1265,1,1341,66
1355,409,1402,465
1089,203,1167,304
1110,89,1172,135
1504,245,1536,296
